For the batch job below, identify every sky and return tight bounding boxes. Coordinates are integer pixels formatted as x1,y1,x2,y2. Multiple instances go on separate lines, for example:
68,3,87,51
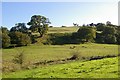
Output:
2,2,118,29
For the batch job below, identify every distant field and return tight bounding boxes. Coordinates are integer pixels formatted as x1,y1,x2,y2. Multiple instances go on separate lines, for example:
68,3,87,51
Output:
2,43,118,73
48,27,79,33
32,27,79,35
3,57,118,78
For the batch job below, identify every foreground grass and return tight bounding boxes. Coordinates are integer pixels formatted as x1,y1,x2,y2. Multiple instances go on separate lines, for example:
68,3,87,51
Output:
3,57,118,78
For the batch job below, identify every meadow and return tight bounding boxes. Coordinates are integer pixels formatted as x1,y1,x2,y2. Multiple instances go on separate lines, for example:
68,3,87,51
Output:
2,27,119,78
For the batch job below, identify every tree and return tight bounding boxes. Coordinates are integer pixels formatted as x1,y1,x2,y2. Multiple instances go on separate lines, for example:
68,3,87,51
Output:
9,32,31,46
1,27,9,34
0,27,10,48
102,26,117,44
96,23,106,31
27,15,51,37
77,27,96,43
2,33,10,48
10,23,28,33
102,26,116,35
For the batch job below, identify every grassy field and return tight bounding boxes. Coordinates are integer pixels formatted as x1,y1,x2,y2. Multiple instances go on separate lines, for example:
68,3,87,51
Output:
48,27,79,33
2,27,119,78
2,43,118,73
3,57,119,78
32,27,79,35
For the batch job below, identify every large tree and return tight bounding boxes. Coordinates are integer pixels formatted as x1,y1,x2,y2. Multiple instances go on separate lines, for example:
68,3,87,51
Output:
77,27,96,43
27,15,51,37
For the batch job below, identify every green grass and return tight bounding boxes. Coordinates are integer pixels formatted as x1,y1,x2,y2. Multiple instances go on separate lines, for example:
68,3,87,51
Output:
2,43,118,73
2,57,119,78
2,43,118,63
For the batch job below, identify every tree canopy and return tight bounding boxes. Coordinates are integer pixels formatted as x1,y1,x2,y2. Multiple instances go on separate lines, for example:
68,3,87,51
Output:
27,15,51,37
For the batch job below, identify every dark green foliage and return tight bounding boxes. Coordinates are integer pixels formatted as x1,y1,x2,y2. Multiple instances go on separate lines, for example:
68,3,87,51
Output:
9,32,31,46
1,27,10,48
116,26,120,44
2,33,10,48
102,26,116,35
104,34,117,44
96,33,104,43
102,26,117,44
117,34,120,44
38,24,48,37
47,33,73,45
96,23,106,31
61,26,66,27
10,23,28,33
77,27,96,43
42,33,81,45
28,15,50,37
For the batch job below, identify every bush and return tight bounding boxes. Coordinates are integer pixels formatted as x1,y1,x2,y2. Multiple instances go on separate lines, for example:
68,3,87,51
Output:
13,50,25,68
68,51,80,60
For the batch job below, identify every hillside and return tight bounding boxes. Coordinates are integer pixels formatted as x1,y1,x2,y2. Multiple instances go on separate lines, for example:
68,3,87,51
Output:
3,57,118,78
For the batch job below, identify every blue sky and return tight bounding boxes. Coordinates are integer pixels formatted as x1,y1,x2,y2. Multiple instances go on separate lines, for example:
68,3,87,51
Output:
2,2,118,29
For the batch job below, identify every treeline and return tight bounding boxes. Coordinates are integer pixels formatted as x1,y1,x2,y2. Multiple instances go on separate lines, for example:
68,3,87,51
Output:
44,24,120,45
1,15,120,48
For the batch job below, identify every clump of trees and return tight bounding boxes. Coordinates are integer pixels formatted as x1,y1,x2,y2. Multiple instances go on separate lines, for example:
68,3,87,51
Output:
95,22,118,44
1,25,31,48
1,15,51,48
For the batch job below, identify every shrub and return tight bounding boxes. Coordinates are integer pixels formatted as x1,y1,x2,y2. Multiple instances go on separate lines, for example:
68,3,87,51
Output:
69,51,80,60
13,50,25,68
